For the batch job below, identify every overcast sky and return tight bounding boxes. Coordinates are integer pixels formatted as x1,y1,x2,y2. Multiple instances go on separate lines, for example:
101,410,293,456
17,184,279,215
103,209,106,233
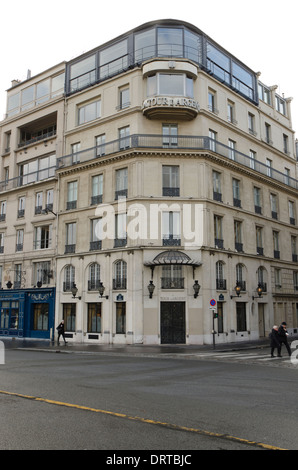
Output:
1,0,297,135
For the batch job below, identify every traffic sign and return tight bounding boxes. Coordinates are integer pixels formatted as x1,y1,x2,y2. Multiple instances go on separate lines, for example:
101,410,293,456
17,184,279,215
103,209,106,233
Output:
210,299,216,307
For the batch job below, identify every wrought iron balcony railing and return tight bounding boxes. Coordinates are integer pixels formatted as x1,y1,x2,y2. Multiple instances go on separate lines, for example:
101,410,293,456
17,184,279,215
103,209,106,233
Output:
57,135,298,190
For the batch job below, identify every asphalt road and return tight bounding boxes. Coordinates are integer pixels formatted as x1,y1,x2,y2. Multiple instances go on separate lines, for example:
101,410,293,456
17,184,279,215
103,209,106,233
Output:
0,347,297,452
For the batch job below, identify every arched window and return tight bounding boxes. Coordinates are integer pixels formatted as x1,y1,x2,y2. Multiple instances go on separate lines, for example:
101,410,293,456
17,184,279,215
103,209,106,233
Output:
257,267,267,292
88,263,101,291
64,265,75,292
113,260,127,290
236,263,246,291
216,261,226,290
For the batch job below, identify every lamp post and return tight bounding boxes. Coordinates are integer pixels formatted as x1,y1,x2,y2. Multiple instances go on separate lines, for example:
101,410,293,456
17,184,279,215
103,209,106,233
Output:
147,280,155,299
98,282,109,299
230,283,241,299
253,284,263,300
71,283,81,300
193,280,201,298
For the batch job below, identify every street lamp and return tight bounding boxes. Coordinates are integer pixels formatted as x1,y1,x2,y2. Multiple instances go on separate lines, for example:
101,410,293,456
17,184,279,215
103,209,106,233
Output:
253,284,263,300
230,283,241,299
147,280,155,299
71,283,81,300
193,280,201,298
98,282,109,299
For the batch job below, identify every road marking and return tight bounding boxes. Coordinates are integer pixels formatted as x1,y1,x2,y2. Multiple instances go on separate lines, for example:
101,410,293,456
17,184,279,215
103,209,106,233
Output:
0,389,287,451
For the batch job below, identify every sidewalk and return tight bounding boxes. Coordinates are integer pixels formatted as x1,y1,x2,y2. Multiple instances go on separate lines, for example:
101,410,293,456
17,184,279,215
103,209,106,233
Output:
1,335,285,357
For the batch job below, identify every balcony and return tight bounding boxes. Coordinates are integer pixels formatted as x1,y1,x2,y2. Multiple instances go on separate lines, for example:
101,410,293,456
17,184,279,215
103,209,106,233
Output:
56,134,297,190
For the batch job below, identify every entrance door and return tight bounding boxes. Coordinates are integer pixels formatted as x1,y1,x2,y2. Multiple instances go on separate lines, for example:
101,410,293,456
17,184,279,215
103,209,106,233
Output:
160,302,185,344
258,303,265,337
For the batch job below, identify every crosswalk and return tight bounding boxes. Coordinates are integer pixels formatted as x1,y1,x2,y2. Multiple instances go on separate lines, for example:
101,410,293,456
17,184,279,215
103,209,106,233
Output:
192,350,297,368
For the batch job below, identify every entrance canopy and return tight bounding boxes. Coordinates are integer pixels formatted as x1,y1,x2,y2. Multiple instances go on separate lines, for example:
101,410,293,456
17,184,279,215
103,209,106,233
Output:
144,250,201,277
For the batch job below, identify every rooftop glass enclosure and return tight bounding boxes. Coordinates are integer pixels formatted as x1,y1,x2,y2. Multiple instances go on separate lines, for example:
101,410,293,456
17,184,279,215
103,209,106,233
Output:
66,20,258,105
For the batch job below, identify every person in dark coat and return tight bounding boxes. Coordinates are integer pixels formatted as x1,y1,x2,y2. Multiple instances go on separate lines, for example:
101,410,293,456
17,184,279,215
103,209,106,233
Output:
57,320,67,345
270,325,280,357
277,322,291,357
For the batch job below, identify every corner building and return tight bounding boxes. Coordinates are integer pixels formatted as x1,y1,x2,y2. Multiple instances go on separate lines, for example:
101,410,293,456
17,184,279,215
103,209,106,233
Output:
1,20,298,345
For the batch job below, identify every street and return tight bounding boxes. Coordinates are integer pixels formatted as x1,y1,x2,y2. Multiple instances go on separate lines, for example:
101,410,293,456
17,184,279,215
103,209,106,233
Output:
0,344,298,452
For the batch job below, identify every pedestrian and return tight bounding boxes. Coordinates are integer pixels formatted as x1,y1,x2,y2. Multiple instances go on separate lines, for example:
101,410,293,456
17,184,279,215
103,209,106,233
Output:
269,325,280,358
57,320,67,345
277,322,291,357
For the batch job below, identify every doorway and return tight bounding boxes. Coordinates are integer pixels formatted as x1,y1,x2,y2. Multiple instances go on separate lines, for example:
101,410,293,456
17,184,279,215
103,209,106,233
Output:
258,303,265,337
160,302,185,344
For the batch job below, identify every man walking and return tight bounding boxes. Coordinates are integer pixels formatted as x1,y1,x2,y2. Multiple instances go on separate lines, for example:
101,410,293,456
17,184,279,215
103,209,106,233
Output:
277,322,291,357
57,320,67,345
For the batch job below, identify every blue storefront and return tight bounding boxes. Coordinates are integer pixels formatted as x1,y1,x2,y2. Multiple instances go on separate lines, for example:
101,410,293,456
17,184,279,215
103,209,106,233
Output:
0,288,55,340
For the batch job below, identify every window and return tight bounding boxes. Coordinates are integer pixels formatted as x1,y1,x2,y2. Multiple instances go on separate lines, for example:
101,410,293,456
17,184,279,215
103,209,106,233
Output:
65,223,76,253
161,265,184,289
70,54,96,92
35,191,43,214
216,261,226,290
254,187,262,214
293,272,298,291
33,304,49,331
270,193,278,220
266,158,272,177
232,178,241,208
227,101,236,124
276,95,286,115
148,73,194,98
209,130,217,152
248,113,256,135
78,100,101,125
88,263,101,291
0,233,4,253
119,126,130,150
236,264,246,291
134,28,156,62
234,220,243,252
95,135,106,157
63,303,76,332
228,139,236,160
19,154,56,185
162,211,181,246
284,168,290,185
34,261,51,285
18,197,26,218
67,181,77,210
34,225,52,249
256,226,263,256
46,189,54,211
249,150,256,170
71,143,81,164
257,267,267,292
14,264,22,288
99,40,128,80
91,174,103,205
258,83,271,105
291,236,297,262
157,28,183,57
115,213,127,247
212,171,222,201
16,229,24,252
163,124,178,148
274,269,282,289
283,135,289,154
265,124,272,145
208,89,217,113
88,303,102,333
162,166,179,196
113,260,127,290
0,301,19,329
273,231,280,259
289,201,296,225
115,168,128,200
0,201,6,222
90,218,102,251
64,265,75,292
214,215,224,249
119,87,130,109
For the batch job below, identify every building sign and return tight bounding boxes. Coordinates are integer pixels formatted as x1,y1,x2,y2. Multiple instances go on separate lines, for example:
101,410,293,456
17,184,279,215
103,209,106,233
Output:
142,97,200,111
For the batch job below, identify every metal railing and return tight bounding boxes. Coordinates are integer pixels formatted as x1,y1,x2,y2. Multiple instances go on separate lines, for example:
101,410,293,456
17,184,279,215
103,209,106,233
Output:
57,135,298,190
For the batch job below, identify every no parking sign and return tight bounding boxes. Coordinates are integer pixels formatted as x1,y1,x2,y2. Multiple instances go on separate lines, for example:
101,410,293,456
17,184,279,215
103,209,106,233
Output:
210,299,216,307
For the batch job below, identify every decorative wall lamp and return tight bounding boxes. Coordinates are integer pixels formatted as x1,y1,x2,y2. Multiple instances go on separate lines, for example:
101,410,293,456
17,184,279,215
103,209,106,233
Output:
98,282,109,299
6,281,13,289
147,280,155,299
193,280,201,298
71,283,81,300
230,283,241,299
252,284,263,300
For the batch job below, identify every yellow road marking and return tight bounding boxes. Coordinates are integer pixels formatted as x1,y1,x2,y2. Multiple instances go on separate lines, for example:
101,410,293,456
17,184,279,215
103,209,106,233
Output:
0,389,287,450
